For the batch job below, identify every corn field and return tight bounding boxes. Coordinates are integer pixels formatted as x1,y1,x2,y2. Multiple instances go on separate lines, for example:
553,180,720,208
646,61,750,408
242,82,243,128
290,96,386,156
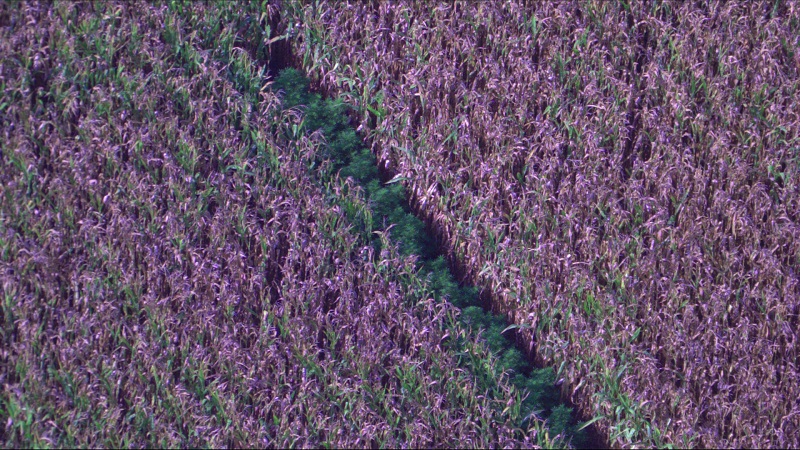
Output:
0,1,569,447
287,0,800,447
2,0,800,448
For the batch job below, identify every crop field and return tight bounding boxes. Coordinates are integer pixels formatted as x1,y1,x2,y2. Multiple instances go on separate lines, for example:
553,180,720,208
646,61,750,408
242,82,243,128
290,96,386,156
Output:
287,0,800,447
2,0,799,448
0,1,588,447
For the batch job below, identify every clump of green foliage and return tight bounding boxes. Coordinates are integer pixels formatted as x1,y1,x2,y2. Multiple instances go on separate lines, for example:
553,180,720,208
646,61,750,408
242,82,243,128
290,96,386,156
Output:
0,3,567,448
274,68,437,260
273,68,360,168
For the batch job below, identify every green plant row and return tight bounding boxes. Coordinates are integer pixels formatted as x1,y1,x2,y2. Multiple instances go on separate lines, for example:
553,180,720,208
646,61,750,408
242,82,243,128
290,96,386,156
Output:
271,68,591,447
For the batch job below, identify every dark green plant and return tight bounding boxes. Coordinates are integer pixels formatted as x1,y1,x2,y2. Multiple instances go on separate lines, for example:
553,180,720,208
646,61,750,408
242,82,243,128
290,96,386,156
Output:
273,68,358,167
340,147,378,184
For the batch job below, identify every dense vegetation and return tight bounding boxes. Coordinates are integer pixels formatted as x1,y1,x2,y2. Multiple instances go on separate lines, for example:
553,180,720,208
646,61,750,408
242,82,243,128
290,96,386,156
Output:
288,0,800,447
3,0,798,448
271,67,592,445
0,1,573,447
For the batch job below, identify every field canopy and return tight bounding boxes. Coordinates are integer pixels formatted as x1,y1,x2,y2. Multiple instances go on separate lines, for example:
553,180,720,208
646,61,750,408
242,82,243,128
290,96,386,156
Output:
0,1,563,447
288,0,800,447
